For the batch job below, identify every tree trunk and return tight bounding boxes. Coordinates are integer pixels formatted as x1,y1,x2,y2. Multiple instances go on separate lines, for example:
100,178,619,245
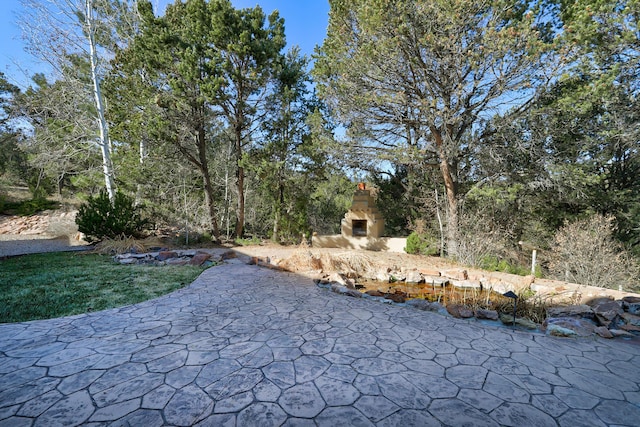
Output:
443,175,459,257
432,127,459,257
85,0,116,202
235,164,245,238
272,203,280,242
234,121,245,238
434,187,445,257
222,139,233,241
197,120,220,242
272,176,285,242
134,139,147,206
202,170,220,242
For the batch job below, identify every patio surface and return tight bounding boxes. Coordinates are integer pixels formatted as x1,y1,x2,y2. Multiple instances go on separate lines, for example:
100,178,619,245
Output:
1,260,640,426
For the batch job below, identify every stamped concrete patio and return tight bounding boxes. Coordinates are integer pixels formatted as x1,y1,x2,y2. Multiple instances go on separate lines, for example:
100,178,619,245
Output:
1,260,640,426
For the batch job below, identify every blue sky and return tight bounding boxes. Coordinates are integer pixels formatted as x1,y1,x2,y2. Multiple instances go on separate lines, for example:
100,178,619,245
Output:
0,0,330,89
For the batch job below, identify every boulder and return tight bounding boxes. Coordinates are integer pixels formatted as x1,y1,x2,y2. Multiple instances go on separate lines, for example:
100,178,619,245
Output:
622,297,640,315
365,290,385,297
166,258,190,266
441,269,468,281
475,309,499,321
344,277,357,289
591,300,624,328
499,313,516,326
405,270,424,284
384,291,407,303
543,317,597,337
220,250,237,260
545,305,594,320
594,326,614,339
622,312,640,327
627,303,640,315
157,251,178,261
343,289,363,298
450,280,482,290
375,270,391,282
330,283,348,294
266,256,279,266
499,314,537,329
126,253,151,259
329,283,361,298
328,273,348,287
619,324,640,333
406,299,440,312
423,276,448,287
419,268,441,276
516,317,538,329
430,302,445,313
609,329,636,338
189,253,211,266
446,303,474,319
586,297,616,307
547,324,578,337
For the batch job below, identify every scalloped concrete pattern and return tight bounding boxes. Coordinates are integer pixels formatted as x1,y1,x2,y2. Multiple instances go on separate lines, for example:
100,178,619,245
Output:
1,263,640,425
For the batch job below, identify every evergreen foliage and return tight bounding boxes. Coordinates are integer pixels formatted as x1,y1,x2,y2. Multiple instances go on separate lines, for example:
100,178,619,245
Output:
2,0,639,289
404,232,438,256
75,191,149,242
1,198,59,216
314,0,561,257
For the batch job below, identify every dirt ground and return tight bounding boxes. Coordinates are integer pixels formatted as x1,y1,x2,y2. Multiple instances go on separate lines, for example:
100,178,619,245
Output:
0,210,88,257
0,210,448,272
1,210,638,305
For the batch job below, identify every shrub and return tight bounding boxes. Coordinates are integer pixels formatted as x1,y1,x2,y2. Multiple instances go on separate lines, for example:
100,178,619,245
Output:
76,191,150,243
235,236,262,246
479,255,532,276
405,232,438,256
0,197,59,216
548,214,639,291
17,197,59,216
455,211,511,268
174,231,212,246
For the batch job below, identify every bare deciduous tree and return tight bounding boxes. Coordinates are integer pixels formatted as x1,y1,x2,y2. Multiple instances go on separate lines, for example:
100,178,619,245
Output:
18,0,138,201
549,214,640,291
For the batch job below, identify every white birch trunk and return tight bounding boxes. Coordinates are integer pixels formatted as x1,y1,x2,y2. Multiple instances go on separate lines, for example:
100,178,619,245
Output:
85,0,116,201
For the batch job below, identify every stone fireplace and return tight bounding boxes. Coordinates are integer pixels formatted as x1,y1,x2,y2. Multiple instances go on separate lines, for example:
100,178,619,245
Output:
341,184,384,238
313,183,405,251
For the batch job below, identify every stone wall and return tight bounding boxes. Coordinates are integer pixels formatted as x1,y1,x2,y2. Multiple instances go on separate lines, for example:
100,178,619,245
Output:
311,234,407,252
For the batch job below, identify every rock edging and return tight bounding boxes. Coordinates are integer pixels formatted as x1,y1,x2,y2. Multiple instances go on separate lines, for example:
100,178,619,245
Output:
113,249,223,267
313,270,640,341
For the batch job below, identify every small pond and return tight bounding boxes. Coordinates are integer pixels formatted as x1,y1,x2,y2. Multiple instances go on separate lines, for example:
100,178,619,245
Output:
354,279,513,306
318,278,545,334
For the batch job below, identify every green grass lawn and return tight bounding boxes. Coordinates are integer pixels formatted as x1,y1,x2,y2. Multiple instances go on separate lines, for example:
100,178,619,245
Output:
0,252,208,323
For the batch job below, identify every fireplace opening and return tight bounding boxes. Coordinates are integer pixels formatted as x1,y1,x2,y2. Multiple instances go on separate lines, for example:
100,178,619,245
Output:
352,220,367,237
